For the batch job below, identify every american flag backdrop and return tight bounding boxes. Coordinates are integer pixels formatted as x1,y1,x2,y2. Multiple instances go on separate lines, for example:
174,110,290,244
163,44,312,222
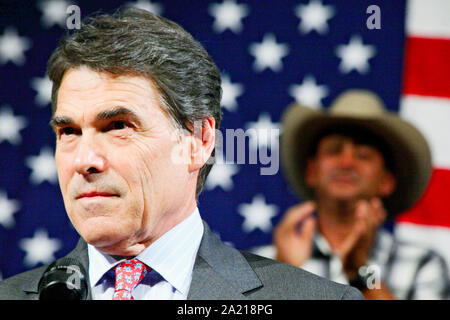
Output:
0,0,449,281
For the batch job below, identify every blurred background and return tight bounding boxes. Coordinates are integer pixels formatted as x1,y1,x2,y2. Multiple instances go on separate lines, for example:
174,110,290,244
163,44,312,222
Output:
0,0,449,280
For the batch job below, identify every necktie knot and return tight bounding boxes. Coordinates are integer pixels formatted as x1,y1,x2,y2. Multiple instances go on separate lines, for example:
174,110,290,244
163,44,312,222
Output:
113,258,149,300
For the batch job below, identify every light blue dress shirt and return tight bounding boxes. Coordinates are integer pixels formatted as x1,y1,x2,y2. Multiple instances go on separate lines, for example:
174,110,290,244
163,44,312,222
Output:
87,208,204,300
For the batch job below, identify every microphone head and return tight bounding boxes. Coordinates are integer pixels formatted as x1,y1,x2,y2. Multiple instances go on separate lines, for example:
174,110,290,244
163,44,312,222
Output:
38,257,88,300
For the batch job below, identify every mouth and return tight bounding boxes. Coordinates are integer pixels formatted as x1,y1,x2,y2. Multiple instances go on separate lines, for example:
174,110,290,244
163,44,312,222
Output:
330,173,359,184
76,192,119,199
333,176,357,182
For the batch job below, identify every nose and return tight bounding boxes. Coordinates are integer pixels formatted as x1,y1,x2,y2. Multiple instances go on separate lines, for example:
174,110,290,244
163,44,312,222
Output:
337,145,357,168
74,133,107,176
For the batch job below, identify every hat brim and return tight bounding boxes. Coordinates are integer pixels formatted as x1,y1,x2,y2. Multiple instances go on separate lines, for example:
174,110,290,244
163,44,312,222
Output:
280,104,432,218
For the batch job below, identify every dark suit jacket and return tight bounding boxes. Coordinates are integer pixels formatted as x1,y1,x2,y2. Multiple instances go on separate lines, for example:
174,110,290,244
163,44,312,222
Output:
0,221,363,300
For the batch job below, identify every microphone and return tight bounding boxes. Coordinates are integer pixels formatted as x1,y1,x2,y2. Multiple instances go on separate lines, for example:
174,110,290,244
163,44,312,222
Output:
38,257,88,300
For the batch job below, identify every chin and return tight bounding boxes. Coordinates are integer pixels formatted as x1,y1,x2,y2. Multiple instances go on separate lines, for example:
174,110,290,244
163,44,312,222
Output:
327,186,360,199
84,231,143,257
75,216,131,249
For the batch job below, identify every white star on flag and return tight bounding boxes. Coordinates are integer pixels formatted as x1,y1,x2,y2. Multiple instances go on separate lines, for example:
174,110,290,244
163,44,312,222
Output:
25,147,58,185
221,74,244,112
0,27,32,66
0,191,20,229
19,229,62,267
31,76,53,107
0,107,27,145
335,35,376,74
205,159,239,191
209,0,249,34
238,194,278,233
289,75,329,108
245,112,281,151
249,33,289,72
38,0,72,28
126,0,163,15
295,0,335,35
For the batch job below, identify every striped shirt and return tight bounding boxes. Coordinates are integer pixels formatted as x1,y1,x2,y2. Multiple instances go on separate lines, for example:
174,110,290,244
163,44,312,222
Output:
88,207,204,300
252,229,449,299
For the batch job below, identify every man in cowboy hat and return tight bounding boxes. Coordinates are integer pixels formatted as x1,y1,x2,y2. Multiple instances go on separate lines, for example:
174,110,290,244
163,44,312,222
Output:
253,89,449,299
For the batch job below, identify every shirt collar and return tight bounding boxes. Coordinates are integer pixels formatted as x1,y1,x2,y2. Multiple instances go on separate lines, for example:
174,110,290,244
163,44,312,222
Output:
312,228,388,261
313,232,334,256
88,207,204,296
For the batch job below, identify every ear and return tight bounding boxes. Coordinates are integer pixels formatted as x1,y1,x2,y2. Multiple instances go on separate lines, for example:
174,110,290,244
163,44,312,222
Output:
304,158,318,188
188,117,216,173
378,171,396,197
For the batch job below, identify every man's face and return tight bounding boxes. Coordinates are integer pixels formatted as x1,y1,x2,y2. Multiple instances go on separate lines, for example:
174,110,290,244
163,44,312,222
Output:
53,67,196,256
305,134,395,203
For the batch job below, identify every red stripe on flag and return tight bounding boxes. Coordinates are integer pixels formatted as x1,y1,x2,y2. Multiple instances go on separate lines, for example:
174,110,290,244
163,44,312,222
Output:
397,168,450,228
402,36,450,99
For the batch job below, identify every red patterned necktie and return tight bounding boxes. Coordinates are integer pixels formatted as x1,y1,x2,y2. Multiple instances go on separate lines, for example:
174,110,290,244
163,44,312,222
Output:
112,259,149,300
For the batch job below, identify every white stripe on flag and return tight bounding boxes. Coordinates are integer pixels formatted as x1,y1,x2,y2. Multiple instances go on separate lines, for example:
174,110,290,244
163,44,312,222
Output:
400,95,450,169
406,0,450,39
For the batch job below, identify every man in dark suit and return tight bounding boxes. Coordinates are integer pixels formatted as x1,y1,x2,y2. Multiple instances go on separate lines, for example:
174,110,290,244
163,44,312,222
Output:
0,8,362,300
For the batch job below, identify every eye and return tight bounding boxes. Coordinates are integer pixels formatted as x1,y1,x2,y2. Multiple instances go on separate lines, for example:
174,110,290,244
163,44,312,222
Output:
322,142,343,156
58,127,76,136
103,120,131,132
112,121,127,130
356,147,376,160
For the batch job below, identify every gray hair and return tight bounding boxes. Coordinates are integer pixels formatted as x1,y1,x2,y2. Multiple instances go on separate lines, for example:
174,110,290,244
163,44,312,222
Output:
47,8,222,197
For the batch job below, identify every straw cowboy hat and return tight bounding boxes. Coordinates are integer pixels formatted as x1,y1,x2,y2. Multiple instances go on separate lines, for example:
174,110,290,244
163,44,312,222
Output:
280,89,432,217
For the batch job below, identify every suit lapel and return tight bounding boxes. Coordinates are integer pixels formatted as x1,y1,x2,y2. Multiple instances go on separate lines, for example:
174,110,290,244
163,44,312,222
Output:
68,238,93,299
188,222,262,300
188,256,249,299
